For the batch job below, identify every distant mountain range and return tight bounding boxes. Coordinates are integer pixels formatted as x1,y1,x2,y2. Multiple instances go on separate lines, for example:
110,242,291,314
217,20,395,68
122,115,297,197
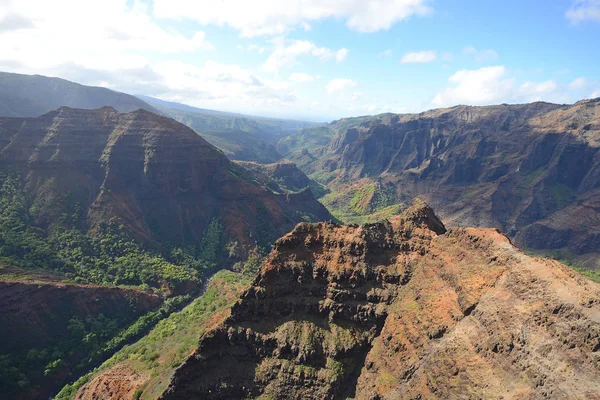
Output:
0,71,160,116
138,94,323,143
140,95,324,163
0,72,324,165
1,71,598,268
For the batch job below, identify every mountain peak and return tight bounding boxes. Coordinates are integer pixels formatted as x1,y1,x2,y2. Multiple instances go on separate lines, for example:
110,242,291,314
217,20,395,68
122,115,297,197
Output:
395,198,446,235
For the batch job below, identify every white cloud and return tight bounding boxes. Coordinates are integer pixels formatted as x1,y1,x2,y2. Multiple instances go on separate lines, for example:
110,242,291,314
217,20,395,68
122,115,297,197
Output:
565,0,600,23
591,90,600,98
0,0,212,73
0,2,315,114
400,51,437,63
247,44,266,54
568,77,588,90
378,49,393,57
432,66,513,106
151,60,296,107
517,80,559,101
262,37,348,73
289,72,315,83
463,46,498,62
154,0,432,37
432,66,578,107
326,78,357,94
336,48,350,62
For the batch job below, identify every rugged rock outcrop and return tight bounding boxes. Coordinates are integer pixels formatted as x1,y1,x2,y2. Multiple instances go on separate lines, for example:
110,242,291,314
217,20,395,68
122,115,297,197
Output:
279,99,600,266
0,107,332,250
161,201,600,399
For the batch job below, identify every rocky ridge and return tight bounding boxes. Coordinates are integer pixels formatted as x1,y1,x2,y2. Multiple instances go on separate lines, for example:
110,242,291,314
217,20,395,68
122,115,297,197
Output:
161,200,600,399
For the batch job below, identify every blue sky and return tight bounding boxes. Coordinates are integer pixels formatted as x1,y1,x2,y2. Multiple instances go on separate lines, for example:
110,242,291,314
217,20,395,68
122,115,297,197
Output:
0,0,599,121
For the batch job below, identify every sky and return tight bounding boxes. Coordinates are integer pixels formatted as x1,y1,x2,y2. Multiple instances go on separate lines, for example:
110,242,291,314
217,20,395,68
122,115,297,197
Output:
0,0,599,121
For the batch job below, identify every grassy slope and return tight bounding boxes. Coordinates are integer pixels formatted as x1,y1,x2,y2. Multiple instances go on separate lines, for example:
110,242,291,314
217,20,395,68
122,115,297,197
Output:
55,270,251,400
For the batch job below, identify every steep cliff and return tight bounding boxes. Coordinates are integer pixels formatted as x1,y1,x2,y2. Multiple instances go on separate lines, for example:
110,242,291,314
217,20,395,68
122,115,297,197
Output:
280,99,600,267
0,107,332,251
161,201,600,399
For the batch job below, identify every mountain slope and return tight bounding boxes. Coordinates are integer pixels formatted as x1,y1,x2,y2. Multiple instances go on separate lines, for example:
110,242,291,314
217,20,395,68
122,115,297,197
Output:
0,72,159,117
280,99,600,267
0,106,332,253
160,201,600,399
62,270,251,400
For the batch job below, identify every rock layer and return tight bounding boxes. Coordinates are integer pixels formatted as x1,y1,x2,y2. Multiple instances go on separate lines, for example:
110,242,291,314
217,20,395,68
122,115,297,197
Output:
161,201,600,399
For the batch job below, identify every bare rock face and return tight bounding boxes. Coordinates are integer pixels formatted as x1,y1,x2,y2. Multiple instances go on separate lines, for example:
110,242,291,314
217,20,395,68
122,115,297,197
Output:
160,201,600,399
0,107,332,250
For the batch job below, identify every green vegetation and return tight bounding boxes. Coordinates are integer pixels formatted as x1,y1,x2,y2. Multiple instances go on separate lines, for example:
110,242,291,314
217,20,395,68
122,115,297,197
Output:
254,202,279,249
549,183,576,209
0,173,224,292
322,181,402,224
0,292,197,398
349,185,375,214
198,218,224,266
0,173,230,398
55,270,251,400
232,246,266,276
